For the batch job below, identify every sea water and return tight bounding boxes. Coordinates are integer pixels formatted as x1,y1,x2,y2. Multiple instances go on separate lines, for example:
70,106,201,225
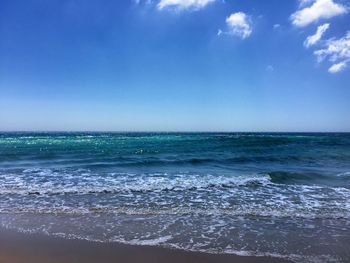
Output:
0,132,349,262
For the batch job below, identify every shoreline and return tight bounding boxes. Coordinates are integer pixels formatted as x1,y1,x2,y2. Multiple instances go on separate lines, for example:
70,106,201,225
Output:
0,227,293,263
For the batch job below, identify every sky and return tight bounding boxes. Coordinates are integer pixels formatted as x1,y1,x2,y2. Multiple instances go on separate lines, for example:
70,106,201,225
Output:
0,0,349,132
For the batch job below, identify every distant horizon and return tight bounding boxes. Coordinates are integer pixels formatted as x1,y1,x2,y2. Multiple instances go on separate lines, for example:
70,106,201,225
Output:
1,130,350,133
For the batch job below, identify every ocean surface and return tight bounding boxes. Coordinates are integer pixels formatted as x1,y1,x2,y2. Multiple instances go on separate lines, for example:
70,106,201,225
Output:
0,132,349,262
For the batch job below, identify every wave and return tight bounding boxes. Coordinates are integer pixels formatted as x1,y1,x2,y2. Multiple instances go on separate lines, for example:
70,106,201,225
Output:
1,205,349,220
0,173,272,196
1,168,350,197
1,169,350,220
269,171,320,183
268,171,350,186
77,155,321,169
0,155,308,169
336,171,350,177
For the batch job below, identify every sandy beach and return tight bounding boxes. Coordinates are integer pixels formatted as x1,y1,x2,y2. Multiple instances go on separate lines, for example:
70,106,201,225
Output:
1,133,350,262
1,0,349,261
0,227,293,263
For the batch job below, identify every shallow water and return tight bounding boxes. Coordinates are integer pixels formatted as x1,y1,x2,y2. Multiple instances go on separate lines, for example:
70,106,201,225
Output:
0,132,350,262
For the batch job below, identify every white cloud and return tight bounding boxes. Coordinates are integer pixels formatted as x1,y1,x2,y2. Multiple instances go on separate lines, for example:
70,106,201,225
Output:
299,0,316,7
314,32,350,73
133,0,154,6
314,32,350,62
291,0,347,27
134,0,152,4
157,0,216,10
273,24,281,29
221,12,252,39
304,23,330,48
266,65,274,71
328,61,347,73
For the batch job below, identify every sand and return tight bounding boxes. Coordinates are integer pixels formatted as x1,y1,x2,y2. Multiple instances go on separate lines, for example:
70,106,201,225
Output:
0,227,293,263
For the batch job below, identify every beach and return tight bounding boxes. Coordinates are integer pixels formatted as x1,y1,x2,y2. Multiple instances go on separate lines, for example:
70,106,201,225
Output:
0,132,349,263
2,0,350,261
0,227,292,263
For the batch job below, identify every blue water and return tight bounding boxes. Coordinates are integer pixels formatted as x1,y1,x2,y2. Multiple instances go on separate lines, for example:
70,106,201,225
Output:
0,132,350,262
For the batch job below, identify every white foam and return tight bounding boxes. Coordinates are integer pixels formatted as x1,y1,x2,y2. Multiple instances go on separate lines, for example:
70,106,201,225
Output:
127,235,173,246
1,169,350,220
336,172,350,177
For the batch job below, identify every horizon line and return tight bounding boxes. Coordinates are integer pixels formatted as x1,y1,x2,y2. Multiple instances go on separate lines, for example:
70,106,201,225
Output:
1,130,350,133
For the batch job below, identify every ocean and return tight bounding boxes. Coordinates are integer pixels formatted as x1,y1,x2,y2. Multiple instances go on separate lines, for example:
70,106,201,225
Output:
0,132,349,262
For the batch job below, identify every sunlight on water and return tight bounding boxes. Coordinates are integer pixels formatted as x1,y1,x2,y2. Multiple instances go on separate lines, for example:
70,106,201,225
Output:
0,132,350,263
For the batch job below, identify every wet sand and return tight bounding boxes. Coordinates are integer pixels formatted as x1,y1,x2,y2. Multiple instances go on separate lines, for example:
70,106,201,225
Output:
0,227,293,263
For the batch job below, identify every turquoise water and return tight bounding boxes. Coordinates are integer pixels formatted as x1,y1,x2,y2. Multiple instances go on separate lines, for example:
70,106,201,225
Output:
0,132,350,262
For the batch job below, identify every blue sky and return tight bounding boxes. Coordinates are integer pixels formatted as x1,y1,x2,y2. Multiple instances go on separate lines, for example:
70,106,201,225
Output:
0,0,349,132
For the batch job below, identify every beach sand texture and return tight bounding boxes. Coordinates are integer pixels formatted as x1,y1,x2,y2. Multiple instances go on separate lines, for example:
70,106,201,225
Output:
0,228,292,263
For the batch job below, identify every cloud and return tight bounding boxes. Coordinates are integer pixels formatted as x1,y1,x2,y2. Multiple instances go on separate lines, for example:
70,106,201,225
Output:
314,32,350,73
298,0,316,7
291,0,347,27
157,0,216,10
304,23,330,48
266,65,274,71
328,61,347,73
220,12,252,39
133,0,153,5
273,24,281,29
